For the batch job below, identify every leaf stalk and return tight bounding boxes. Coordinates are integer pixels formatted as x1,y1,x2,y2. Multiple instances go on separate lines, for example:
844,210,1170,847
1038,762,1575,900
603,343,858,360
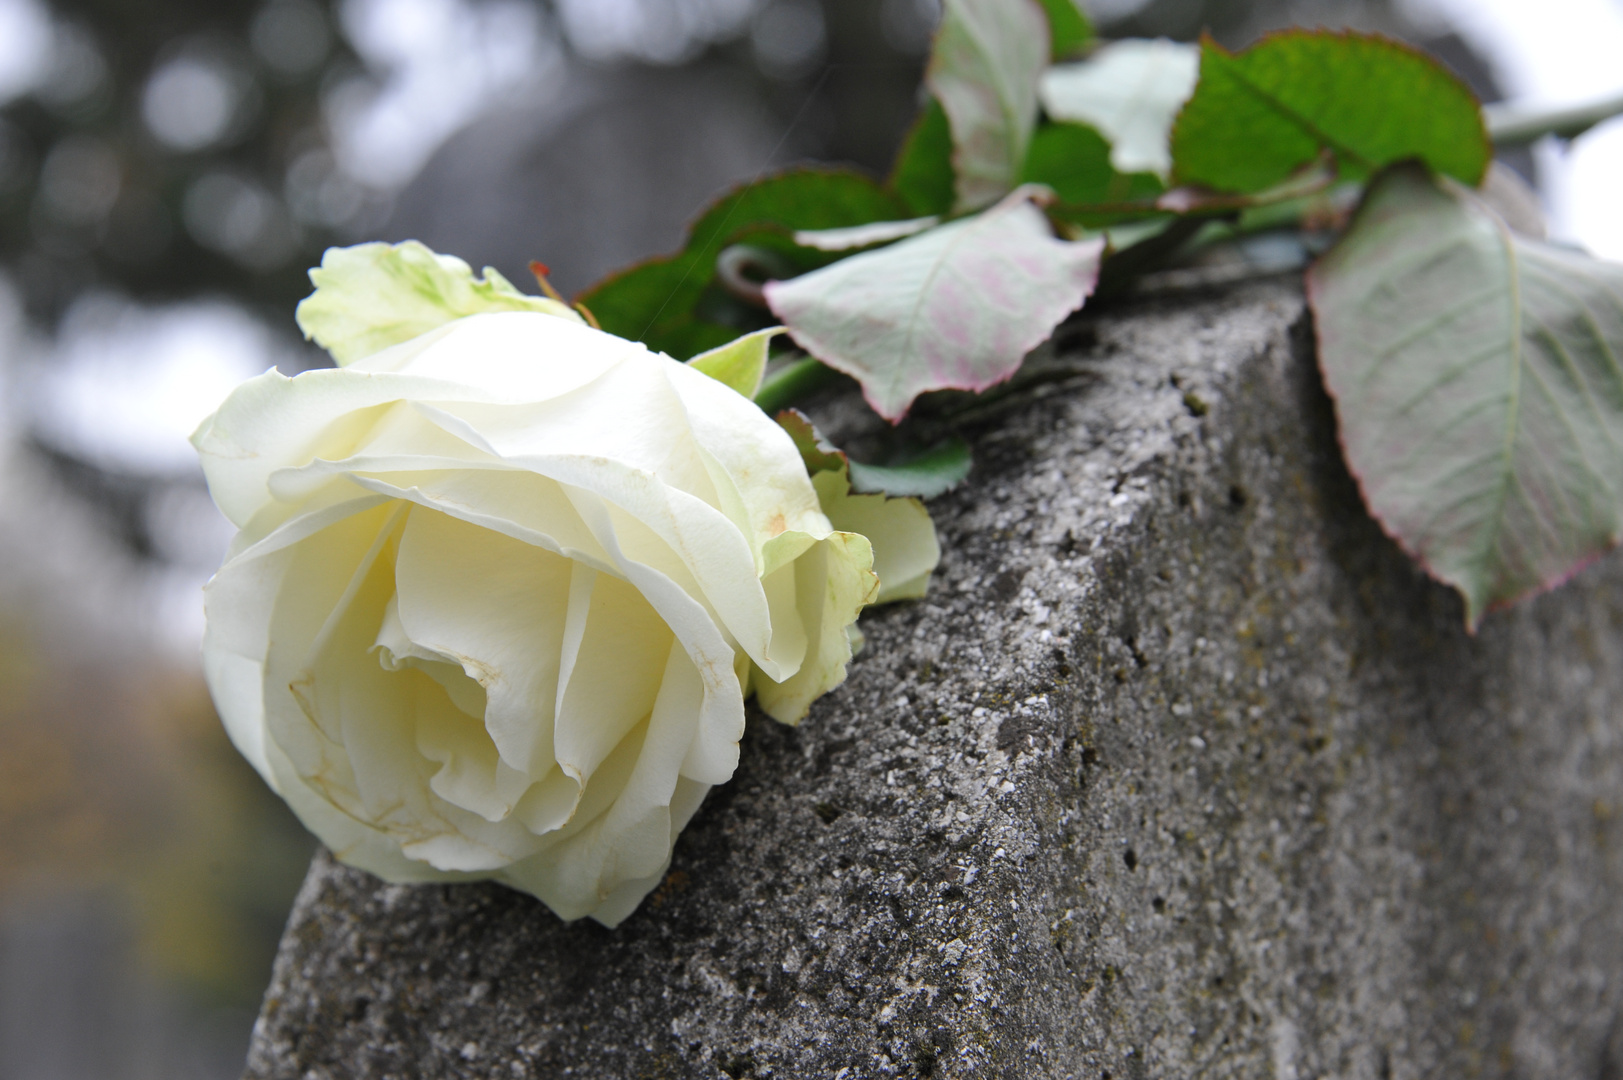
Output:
1486,92,1623,146
755,356,839,414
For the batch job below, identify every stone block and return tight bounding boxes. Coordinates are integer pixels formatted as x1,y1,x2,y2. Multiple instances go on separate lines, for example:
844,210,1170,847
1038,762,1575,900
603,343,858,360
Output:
244,282,1623,1079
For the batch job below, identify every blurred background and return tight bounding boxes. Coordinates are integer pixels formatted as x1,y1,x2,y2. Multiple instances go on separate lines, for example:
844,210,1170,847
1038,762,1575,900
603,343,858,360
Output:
0,0,1618,1075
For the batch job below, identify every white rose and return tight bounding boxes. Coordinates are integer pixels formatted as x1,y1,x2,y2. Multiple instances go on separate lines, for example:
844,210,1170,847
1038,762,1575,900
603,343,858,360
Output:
194,243,936,926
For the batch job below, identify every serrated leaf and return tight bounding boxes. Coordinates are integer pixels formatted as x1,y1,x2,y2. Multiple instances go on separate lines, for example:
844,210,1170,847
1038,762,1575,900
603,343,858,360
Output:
1308,163,1623,628
686,327,784,398
775,409,848,476
849,439,972,499
1034,0,1092,60
296,241,582,365
927,0,1050,211
1020,122,1165,207
1039,38,1199,179
764,186,1104,421
890,97,957,217
577,168,907,359
1170,30,1489,195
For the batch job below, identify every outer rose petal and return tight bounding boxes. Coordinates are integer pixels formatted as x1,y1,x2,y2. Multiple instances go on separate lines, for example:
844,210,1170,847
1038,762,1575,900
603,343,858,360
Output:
751,529,878,723
295,240,583,365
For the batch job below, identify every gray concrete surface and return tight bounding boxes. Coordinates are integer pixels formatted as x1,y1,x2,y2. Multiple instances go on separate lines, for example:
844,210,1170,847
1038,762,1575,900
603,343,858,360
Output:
243,280,1623,1079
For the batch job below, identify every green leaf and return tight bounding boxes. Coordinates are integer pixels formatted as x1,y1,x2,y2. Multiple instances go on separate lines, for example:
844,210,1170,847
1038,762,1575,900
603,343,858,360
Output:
577,168,906,359
1034,0,1092,60
1039,38,1200,179
296,240,582,365
849,439,973,499
754,357,840,414
889,97,957,217
764,187,1104,421
1307,163,1623,628
927,0,1050,211
685,168,909,256
775,408,849,476
686,327,784,399
1020,122,1164,207
1171,30,1489,195
575,256,731,360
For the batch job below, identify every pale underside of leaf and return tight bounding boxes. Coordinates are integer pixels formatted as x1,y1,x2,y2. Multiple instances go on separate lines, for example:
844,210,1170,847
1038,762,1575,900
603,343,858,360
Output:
927,0,1049,212
763,188,1104,422
1309,164,1623,628
793,216,942,251
1038,37,1199,178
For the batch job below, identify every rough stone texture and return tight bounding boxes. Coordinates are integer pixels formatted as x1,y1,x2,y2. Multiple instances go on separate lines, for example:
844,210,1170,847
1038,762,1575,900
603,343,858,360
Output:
245,281,1623,1080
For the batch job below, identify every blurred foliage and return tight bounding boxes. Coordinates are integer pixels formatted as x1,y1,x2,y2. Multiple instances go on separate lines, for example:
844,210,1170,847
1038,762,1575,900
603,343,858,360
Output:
0,0,939,332
126,675,314,1004
0,611,311,1004
1,0,359,325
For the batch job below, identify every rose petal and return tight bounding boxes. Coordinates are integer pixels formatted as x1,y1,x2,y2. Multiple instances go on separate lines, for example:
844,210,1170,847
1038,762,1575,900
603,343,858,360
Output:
751,530,878,724
393,508,572,778
195,312,637,528
502,639,709,923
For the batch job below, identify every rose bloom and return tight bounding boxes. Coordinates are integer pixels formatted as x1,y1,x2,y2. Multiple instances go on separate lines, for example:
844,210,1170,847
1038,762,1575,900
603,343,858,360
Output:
194,296,881,925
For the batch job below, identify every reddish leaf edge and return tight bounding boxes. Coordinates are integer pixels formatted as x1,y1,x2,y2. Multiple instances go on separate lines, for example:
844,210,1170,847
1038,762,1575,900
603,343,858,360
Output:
1301,163,1614,634
768,190,1105,424
771,263,1104,425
